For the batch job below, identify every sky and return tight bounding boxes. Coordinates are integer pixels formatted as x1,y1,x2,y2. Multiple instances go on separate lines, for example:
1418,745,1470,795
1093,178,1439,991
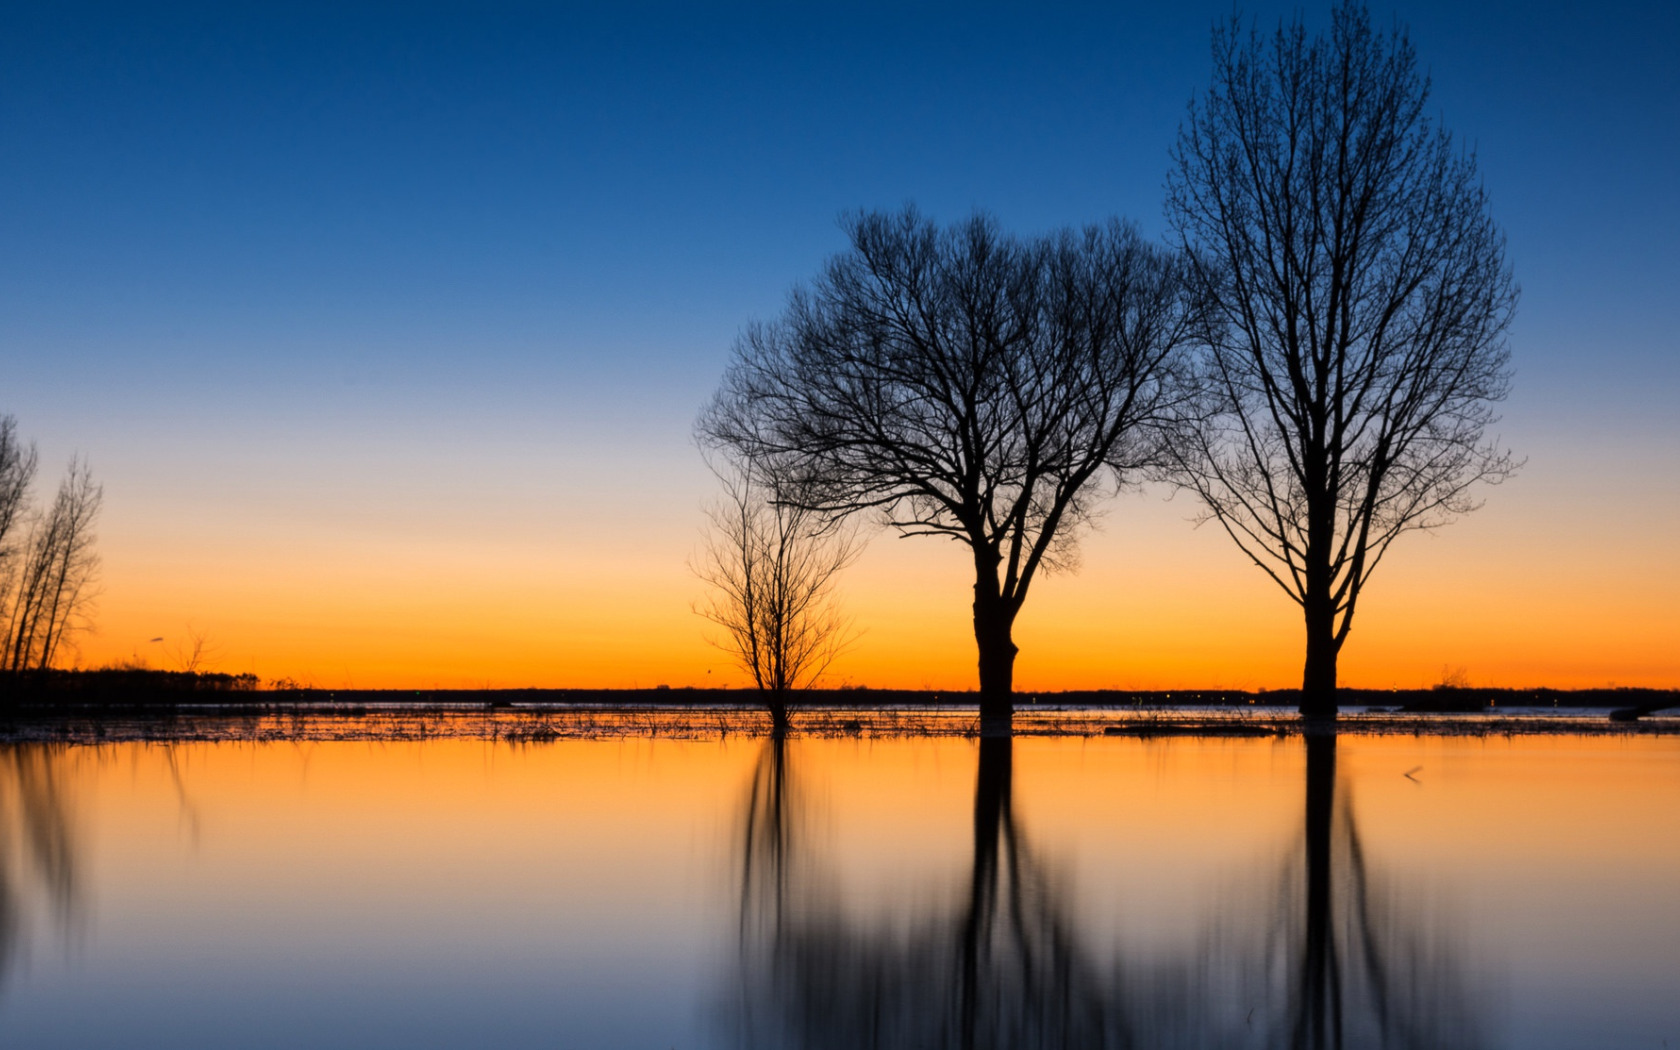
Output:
1,1,1676,691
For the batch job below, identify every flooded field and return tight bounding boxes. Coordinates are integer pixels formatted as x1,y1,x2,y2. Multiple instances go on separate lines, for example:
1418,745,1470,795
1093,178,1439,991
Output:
1,716,1675,1047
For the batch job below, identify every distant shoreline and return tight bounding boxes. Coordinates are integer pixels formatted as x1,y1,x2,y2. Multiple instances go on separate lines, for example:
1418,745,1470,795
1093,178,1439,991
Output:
2,672,1677,743
0,670,1676,721
2,701,1678,746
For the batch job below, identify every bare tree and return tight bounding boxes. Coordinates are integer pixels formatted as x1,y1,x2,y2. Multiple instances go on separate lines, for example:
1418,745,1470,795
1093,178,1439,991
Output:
1165,3,1518,717
4,458,103,672
168,624,222,674
694,457,859,733
0,419,39,623
701,209,1197,725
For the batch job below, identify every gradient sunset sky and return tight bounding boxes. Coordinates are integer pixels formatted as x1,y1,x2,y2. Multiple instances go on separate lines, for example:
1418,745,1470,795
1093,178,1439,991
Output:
3,1,1675,690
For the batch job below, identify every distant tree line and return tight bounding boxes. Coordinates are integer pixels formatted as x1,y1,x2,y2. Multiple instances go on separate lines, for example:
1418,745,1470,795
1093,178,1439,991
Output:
0,415,103,674
697,3,1517,724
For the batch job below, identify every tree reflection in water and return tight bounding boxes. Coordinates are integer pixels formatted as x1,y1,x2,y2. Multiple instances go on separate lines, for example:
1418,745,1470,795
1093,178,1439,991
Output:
725,733,1490,1050
0,744,82,997
1190,732,1490,1050
729,733,1133,1048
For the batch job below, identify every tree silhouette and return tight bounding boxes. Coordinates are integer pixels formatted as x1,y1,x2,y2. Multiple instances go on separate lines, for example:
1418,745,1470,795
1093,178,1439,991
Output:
0,420,34,552
701,209,1197,725
695,457,859,733
1165,2,1519,717
3,456,102,672
0,419,39,645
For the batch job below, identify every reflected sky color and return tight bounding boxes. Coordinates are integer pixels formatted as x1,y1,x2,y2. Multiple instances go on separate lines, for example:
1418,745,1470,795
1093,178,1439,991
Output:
2,2,1677,688
0,731,1676,1047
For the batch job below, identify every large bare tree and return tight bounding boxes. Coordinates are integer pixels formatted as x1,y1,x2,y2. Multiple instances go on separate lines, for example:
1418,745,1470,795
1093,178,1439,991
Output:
694,457,859,733
1166,3,1519,717
701,209,1196,725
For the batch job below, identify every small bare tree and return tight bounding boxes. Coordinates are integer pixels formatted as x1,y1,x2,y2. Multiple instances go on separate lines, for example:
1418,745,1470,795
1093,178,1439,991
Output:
1166,3,1518,717
168,624,222,674
4,458,103,672
694,458,858,732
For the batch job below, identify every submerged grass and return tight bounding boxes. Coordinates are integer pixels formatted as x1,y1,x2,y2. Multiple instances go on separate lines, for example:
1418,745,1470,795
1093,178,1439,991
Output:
0,702,1674,745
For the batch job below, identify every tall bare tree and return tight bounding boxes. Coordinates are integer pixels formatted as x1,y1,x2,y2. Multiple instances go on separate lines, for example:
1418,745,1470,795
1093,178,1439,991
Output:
695,458,859,732
1166,3,1518,717
701,209,1197,725
4,458,103,672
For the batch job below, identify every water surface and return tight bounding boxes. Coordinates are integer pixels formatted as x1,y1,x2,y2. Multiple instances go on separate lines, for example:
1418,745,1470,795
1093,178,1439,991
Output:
1,725,1676,1048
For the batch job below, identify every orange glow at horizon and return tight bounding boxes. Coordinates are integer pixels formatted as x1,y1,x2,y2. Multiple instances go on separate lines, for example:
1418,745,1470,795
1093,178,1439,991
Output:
74,453,1680,691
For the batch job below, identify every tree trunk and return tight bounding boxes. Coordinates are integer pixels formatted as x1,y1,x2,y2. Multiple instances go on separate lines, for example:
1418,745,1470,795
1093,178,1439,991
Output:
971,544,1017,730
1300,435,1340,720
973,599,1018,730
1300,594,1340,720
766,692,790,735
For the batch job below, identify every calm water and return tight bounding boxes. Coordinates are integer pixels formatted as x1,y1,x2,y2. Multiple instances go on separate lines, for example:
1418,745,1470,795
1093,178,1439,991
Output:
1,726,1676,1048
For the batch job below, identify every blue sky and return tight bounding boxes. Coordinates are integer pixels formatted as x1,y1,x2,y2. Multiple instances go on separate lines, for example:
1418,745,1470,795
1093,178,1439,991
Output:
6,2,1675,410
1,1,1676,685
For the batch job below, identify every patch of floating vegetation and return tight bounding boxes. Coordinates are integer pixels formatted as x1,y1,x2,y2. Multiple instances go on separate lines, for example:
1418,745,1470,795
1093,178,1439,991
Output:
0,702,1674,744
